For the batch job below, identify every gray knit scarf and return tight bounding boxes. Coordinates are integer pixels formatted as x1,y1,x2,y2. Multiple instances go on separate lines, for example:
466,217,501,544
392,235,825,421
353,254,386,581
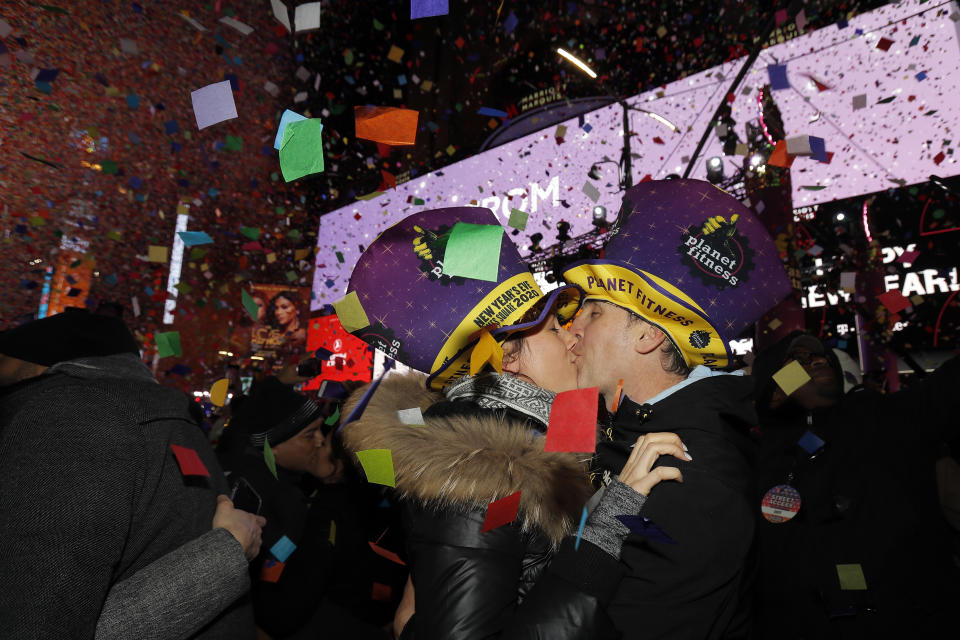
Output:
443,372,555,427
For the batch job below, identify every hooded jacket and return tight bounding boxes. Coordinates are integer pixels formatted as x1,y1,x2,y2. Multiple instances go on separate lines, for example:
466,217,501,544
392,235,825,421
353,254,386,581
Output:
0,354,254,640
751,332,960,638
342,372,625,640
588,369,759,640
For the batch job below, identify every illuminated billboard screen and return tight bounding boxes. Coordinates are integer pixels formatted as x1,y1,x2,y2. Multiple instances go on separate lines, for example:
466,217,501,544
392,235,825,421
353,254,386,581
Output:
313,0,960,310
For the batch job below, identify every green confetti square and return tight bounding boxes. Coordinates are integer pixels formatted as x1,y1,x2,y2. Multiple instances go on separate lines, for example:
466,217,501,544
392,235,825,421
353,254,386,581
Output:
356,449,395,487
508,208,528,230
279,119,325,182
837,564,867,590
241,289,259,321
442,222,503,282
285,270,298,282
335,251,344,263
101,160,119,175
224,134,243,151
264,438,278,480
155,331,182,358
240,226,260,240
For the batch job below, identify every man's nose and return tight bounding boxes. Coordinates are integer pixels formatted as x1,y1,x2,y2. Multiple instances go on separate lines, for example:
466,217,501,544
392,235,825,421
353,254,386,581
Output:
558,324,579,351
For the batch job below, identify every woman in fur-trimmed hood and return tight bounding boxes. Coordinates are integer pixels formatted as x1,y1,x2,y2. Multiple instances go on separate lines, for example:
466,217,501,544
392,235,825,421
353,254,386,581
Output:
340,205,688,640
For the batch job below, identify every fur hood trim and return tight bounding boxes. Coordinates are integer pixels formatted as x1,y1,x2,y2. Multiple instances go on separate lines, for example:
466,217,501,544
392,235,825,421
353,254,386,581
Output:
342,372,593,545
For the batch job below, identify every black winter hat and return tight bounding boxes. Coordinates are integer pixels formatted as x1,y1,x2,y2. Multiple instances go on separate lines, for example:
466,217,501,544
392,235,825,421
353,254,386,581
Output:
0,308,140,366
228,376,323,448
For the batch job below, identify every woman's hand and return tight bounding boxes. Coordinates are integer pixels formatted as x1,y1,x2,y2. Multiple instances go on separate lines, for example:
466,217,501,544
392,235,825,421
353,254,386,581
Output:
619,432,690,496
393,576,415,639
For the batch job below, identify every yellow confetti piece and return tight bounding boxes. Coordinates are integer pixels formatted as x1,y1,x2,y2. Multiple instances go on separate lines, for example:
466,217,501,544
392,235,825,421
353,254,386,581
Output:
147,245,169,263
209,378,229,407
332,291,371,332
772,360,812,396
356,449,396,487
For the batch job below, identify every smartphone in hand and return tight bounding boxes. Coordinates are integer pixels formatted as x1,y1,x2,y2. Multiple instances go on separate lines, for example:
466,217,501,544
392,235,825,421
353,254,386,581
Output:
229,476,263,515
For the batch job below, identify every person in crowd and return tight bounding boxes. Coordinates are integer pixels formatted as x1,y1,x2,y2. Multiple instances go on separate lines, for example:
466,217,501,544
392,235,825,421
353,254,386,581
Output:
218,376,387,639
0,308,262,639
561,178,792,639
341,205,689,640
267,291,307,348
751,330,960,638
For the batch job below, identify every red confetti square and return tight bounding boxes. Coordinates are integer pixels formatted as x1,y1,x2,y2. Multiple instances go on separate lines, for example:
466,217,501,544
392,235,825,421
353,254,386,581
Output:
652,136,665,145
372,582,392,601
877,290,910,314
261,559,285,583
544,387,599,453
169,444,210,477
481,491,522,533
933,151,946,165
876,37,894,51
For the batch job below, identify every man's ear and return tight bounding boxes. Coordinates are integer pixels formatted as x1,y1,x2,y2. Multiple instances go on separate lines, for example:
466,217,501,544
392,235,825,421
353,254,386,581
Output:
631,321,668,355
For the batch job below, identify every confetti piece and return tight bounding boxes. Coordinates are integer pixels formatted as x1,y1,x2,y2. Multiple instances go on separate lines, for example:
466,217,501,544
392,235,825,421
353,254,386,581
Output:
218,16,254,36
797,430,825,454
147,246,168,263
574,506,588,550
877,289,910,314
369,541,406,565
767,64,789,90
508,208,528,230
545,387,599,453
328,521,336,546
190,80,238,130
615,515,678,544
177,231,213,247
264,439,278,480
210,378,229,407
387,45,404,62
442,222,503,282
582,181,601,203
767,140,795,168
270,535,297,562
397,407,425,425
241,289,260,321
169,444,210,477
837,563,867,590
332,291,370,332
155,331,182,358
772,360,811,396
852,94,867,110
840,272,856,292
411,0,448,19
875,37,894,52
356,449,396,487
482,491,521,532
279,119,325,182
261,558,285,582
293,2,321,32
274,109,307,150
355,106,419,145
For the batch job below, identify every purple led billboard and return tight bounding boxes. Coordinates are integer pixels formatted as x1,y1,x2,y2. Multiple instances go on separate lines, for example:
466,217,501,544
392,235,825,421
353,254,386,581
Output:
313,0,960,309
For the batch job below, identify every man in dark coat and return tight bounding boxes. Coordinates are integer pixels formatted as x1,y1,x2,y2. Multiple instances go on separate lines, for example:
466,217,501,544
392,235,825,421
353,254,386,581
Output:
217,376,386,639
752,330,960,638
0,309,263,639
561,179,792,638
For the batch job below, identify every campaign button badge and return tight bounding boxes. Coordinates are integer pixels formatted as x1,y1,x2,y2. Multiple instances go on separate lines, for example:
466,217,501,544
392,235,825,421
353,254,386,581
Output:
761,484,802,523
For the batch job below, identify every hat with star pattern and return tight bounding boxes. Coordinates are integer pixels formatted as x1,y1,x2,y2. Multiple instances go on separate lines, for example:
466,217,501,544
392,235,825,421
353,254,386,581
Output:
563,179,791,369
347,206,581,389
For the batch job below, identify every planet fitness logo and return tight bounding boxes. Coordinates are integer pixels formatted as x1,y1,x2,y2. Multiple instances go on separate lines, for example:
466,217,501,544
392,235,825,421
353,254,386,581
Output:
411,223,466,287
678,214,755,290
356,323,410,363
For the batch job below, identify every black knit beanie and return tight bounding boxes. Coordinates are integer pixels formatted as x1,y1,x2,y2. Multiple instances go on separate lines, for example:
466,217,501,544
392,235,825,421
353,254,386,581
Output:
228,376,323,448
0,308,140,366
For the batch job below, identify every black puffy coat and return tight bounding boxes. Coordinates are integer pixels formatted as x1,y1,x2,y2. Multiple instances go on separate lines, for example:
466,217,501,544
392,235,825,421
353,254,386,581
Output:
342,372,624,640
752,332,960,639
589,370,759,640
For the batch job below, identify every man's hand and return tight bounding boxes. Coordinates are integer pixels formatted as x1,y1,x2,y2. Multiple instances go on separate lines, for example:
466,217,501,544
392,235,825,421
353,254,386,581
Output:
619,432,690,496
412,225,447,261
213,495,267,561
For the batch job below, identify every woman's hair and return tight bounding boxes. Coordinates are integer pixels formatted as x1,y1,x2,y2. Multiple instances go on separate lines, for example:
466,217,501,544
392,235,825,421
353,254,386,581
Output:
321,421,363,484
265,291,301,330
501,296,551,367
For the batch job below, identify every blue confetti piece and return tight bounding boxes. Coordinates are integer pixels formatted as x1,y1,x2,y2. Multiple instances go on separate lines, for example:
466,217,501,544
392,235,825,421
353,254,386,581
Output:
767,64,789,90
582,123,593,133
915,71,927,81
798,430,825,455
477,106,509,118
274,109,308,150
809,136,828,162
504,11,519,34
35,68,60,83
164,120,179,134
411,0,448,19
177,231,214,247
126,94,139,109
270,535,297,562
574,506,588,550
615,515,677,545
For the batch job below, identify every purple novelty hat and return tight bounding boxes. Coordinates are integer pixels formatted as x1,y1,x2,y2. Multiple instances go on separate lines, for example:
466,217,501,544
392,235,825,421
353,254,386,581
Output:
347,206,581,389
564,179,791,369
